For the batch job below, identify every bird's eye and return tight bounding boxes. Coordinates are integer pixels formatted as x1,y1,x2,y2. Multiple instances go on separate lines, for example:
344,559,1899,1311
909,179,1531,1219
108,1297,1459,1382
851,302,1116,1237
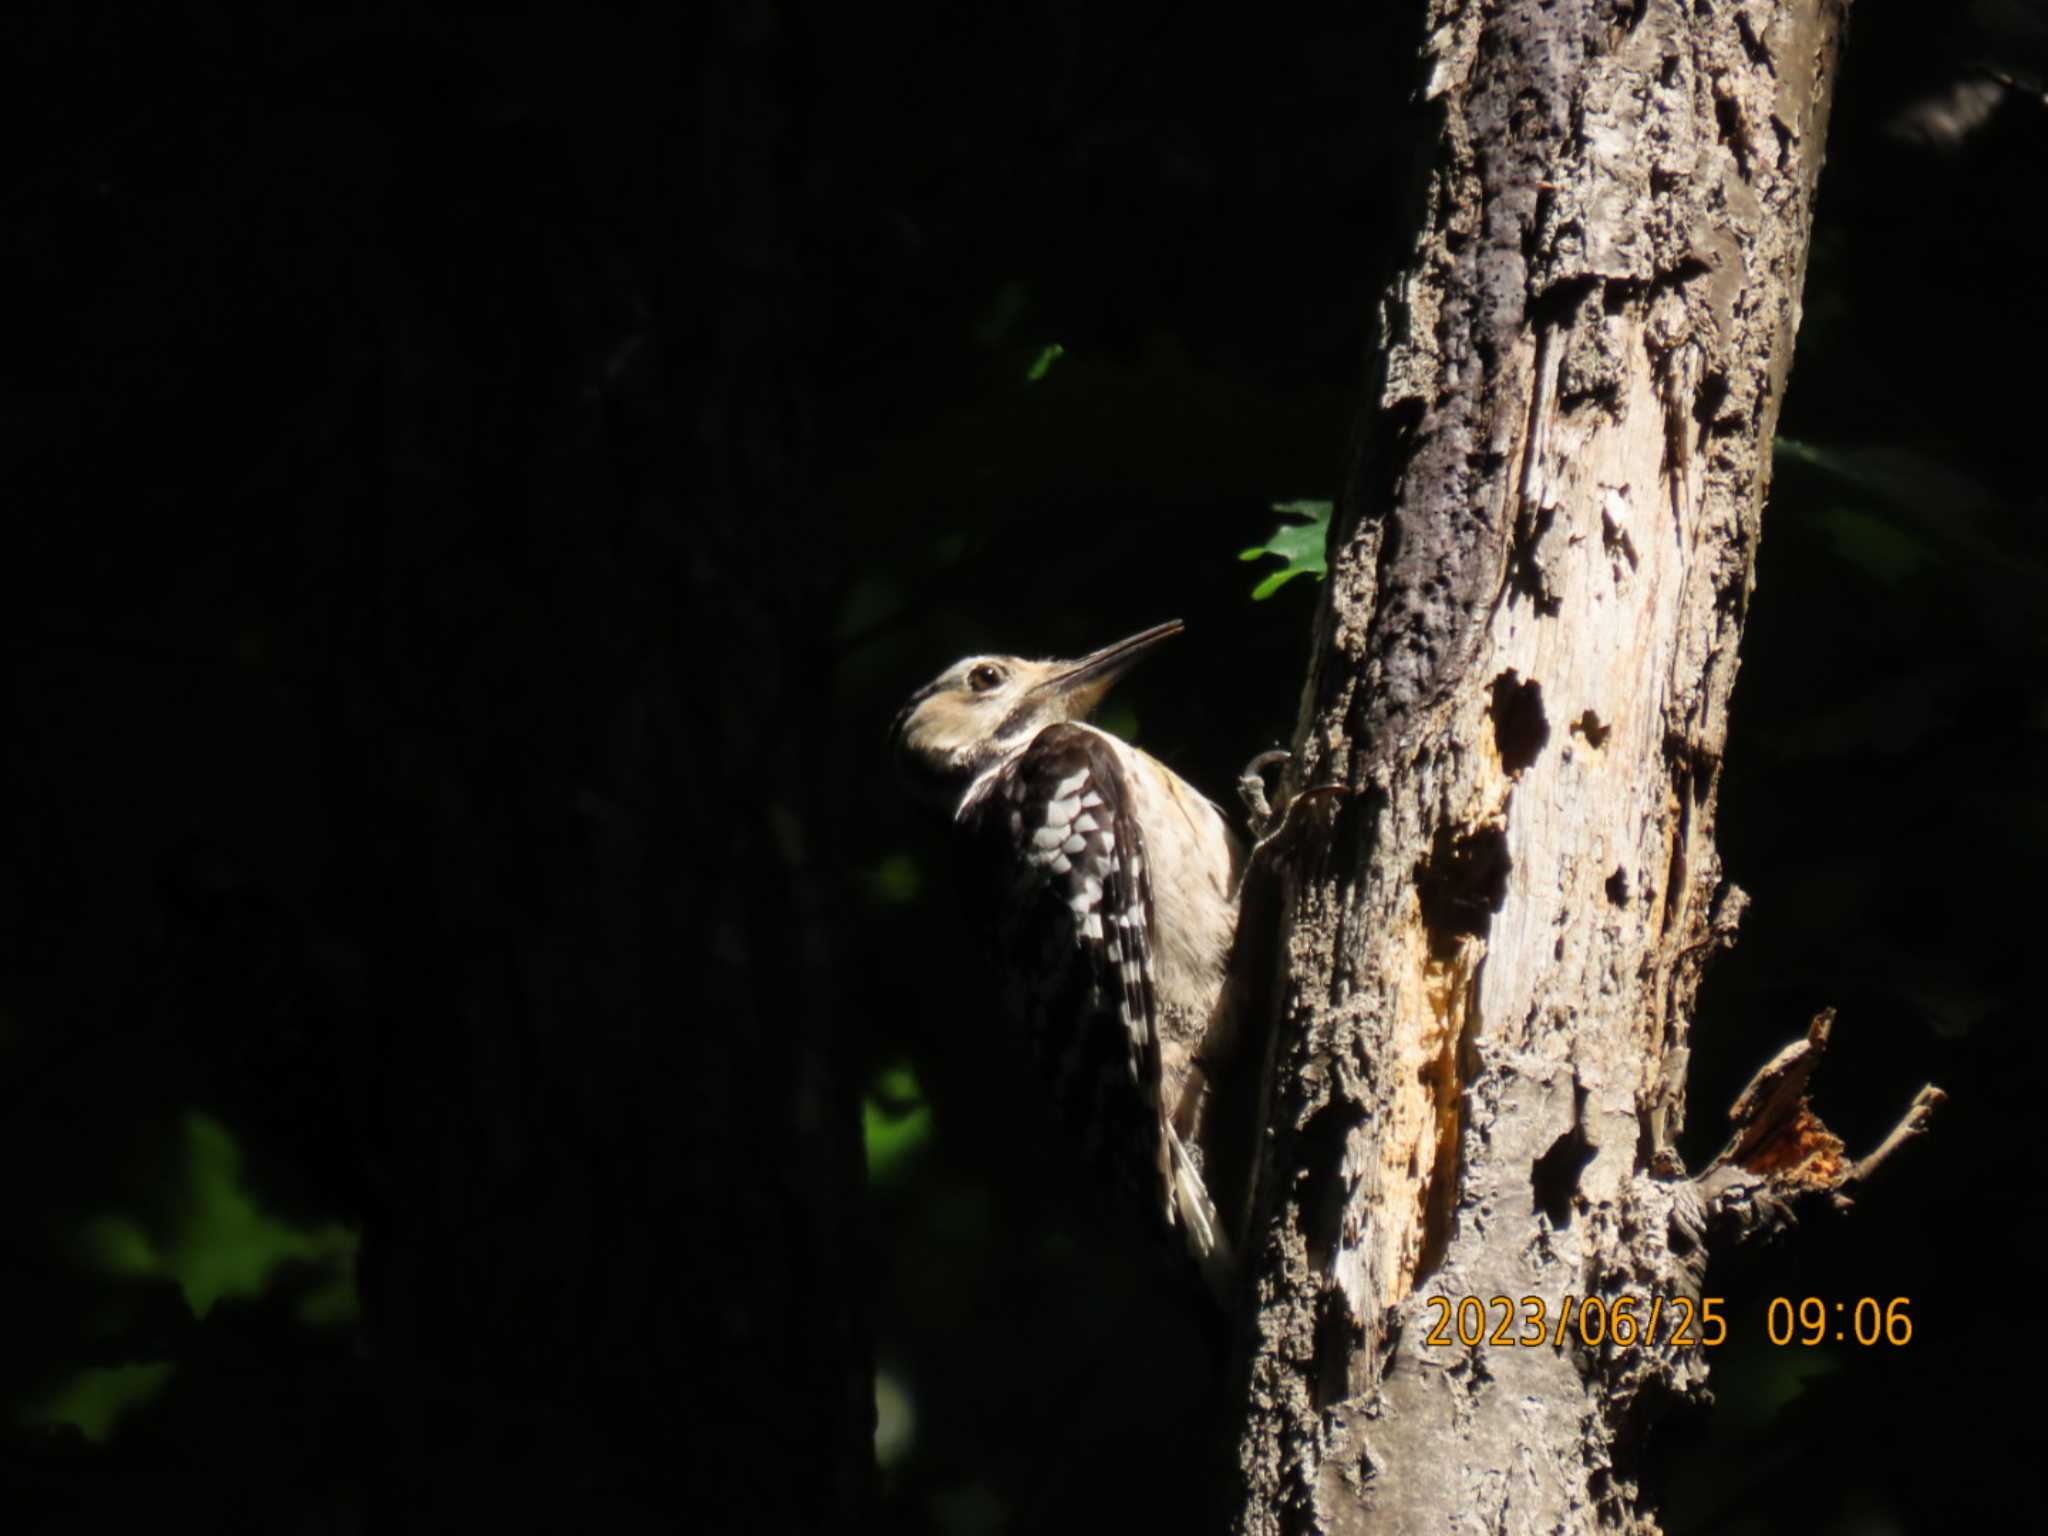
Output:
967,664,1005,693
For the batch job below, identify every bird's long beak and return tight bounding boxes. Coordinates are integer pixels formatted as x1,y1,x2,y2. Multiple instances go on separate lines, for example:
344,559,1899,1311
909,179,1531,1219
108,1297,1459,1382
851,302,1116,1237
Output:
1034,619,1184,720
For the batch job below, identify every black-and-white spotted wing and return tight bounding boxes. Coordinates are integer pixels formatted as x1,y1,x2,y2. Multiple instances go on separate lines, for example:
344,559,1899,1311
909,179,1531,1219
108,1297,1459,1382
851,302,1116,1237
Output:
956,722,1173,1224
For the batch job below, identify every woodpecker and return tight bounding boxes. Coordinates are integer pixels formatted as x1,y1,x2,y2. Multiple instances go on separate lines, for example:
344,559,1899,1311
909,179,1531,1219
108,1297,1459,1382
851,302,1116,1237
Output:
892,620,1244,1302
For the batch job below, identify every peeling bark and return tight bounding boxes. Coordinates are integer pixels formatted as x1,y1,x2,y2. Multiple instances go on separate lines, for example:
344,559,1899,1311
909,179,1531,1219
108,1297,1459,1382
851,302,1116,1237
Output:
1231,3,1856,1531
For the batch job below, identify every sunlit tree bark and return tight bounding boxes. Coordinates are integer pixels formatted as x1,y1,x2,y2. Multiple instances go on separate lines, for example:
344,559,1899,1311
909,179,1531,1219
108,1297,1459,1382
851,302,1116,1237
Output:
1231,3,1853,1529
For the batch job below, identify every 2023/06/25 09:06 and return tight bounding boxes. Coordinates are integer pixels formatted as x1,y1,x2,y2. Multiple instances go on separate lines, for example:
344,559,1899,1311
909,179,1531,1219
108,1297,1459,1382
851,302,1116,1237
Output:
1419,1295,1914,1349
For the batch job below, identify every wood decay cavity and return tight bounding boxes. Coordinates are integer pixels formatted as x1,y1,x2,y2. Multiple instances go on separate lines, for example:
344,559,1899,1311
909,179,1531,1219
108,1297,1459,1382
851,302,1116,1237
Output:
1380,688,1535,1300
1377,894,1484,1306
1357,254,1730,1310
1364,655,1564,1304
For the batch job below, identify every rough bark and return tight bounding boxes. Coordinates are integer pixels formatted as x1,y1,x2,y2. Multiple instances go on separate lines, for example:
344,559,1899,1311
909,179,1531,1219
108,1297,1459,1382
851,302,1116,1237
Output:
1232,3,1852,1531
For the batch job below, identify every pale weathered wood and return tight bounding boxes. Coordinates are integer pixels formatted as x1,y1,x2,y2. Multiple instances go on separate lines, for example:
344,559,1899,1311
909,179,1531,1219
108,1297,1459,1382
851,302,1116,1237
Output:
1230,3,1855,1531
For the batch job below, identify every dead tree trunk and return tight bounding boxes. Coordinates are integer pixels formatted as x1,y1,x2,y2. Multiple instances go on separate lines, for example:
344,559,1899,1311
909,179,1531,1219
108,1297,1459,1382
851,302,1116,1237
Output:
1231,2,1859,1530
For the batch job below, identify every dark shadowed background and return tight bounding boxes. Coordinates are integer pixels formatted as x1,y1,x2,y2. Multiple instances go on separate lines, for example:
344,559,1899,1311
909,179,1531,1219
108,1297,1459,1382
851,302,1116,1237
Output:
4,3,2043,1532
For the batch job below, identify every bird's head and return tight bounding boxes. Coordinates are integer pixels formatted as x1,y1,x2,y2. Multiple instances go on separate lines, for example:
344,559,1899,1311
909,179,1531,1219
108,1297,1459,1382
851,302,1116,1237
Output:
890,620,1182,806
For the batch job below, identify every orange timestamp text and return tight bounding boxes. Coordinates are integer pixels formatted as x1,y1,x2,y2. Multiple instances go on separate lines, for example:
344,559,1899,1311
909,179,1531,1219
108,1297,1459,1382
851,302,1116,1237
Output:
1421,1294,1726,1349
1764,1297,1912,1346
1421,1294,1916,1349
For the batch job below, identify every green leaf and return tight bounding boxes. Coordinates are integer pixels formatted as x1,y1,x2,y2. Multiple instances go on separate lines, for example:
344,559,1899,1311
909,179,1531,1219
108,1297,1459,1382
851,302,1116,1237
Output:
1819,505,1933,586
72,1112,359,1320
874,1366,917,1470
1239,499,1332,599
1775,437,2046,591
865,1064,934,1182
28,1114,362,1441
14,1364,176,1443
861,852,922,906
1093,698,1139,744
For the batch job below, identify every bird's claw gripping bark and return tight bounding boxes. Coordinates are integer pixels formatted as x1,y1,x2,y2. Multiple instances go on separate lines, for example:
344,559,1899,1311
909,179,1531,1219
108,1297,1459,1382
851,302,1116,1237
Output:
1238,749,1291,839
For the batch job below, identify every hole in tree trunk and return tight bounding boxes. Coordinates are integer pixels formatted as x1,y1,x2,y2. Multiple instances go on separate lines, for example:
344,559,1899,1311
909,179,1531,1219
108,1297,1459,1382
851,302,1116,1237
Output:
1533,1116,1595,1229
1490,671,1550,775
